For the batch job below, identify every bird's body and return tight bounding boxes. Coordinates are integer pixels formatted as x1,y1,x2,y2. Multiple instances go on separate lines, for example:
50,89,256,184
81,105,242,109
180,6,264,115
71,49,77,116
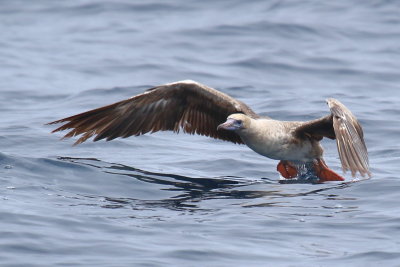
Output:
235,118,317,162
48,80,371,182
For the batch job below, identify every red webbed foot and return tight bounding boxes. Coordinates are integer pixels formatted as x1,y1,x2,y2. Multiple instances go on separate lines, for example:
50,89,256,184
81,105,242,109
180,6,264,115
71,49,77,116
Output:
313,159,345,182
277,160,298,179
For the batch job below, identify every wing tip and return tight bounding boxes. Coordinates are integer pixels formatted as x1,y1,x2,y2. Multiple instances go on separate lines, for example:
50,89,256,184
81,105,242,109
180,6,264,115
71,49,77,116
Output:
326,98,343,109
46,118,66,126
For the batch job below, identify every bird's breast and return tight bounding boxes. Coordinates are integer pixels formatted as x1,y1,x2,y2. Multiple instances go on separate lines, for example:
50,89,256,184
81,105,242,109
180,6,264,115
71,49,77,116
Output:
239,119,316,161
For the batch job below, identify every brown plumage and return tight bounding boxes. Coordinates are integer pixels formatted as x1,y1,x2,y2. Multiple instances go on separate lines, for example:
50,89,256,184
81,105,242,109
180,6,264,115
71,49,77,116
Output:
48,80,259,145
48,80,370,179
293,99,369,177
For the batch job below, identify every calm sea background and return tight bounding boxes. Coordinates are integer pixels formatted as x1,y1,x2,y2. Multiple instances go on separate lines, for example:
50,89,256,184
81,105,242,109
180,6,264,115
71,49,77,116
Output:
1,0,400,266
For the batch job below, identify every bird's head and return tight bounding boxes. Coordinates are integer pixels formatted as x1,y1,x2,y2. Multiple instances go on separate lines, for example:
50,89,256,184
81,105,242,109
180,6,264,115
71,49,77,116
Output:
217,113,250,132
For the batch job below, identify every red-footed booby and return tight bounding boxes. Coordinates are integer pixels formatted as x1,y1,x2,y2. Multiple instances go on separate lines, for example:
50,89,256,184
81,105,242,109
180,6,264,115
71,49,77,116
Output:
48,80,371,182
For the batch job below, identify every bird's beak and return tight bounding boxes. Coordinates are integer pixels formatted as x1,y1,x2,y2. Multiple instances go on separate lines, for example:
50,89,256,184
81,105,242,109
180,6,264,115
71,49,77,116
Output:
217,118,238,131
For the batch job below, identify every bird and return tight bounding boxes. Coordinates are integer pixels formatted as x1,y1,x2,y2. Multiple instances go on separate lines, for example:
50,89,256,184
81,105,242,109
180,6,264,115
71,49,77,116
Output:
48,80,371,182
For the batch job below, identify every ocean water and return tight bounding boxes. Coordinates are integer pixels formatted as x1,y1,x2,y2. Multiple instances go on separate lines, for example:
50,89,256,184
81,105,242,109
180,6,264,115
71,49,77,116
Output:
1,0,400,266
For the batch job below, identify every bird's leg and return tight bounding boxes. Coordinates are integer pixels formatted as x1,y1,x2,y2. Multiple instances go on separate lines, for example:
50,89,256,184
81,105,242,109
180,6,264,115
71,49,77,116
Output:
313,159,345,182
277,160,298,179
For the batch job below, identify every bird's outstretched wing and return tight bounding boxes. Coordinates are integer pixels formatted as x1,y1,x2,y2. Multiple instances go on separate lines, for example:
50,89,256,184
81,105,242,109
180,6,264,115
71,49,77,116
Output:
294,98,370,177
48,80,259,145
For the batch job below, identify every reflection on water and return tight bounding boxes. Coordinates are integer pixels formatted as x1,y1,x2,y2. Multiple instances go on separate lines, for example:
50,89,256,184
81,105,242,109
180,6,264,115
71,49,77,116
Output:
58,157,360,213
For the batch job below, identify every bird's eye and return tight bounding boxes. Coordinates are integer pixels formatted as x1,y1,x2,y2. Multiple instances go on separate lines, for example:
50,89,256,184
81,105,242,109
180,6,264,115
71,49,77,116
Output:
236,120,243,124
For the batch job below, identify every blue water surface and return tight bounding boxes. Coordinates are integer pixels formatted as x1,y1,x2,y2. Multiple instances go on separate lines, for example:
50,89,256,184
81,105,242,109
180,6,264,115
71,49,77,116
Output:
1,0,400,266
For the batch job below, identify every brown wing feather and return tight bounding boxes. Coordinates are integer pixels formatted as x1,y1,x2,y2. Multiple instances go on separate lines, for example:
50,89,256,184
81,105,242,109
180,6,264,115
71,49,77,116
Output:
294,115,335,141
48,80,259,145
327,98,370,177
294,98,370,177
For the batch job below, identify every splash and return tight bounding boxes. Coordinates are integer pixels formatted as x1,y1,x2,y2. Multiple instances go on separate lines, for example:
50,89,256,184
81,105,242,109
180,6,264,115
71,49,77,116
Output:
279,162,320,184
